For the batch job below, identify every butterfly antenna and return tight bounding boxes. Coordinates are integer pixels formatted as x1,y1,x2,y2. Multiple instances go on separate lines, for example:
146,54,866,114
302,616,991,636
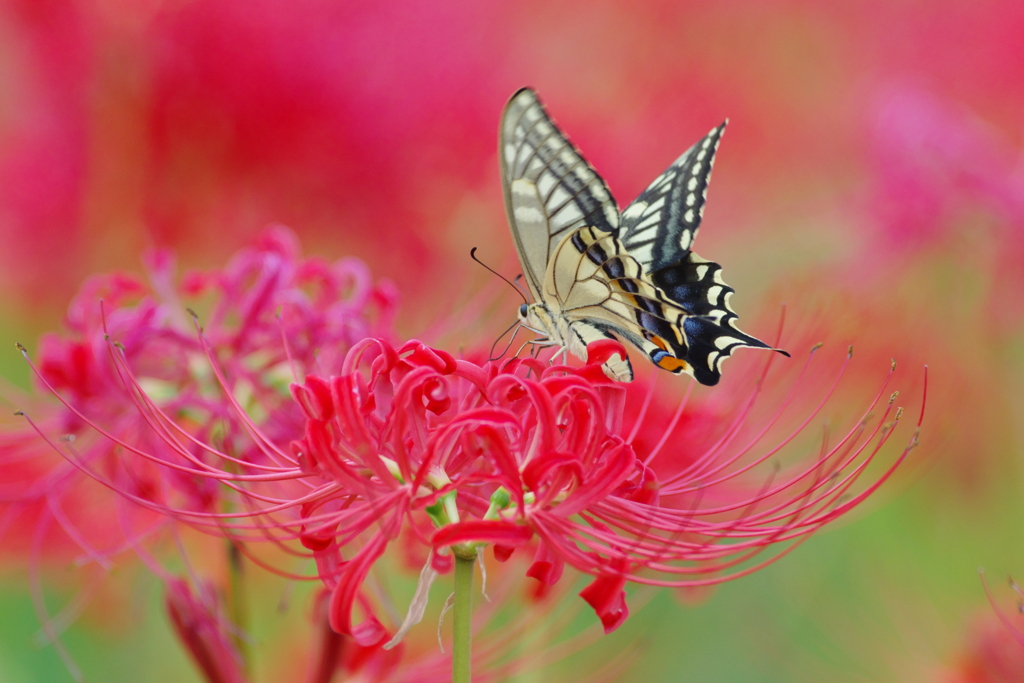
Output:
470,248,528,306
489,320,523,361
513,274,530,302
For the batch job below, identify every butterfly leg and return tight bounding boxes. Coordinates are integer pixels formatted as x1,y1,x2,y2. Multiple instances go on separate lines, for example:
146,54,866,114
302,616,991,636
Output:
514,338,536,359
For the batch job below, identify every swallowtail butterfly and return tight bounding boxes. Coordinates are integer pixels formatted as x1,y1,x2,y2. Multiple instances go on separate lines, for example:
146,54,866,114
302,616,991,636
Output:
500,87,786,384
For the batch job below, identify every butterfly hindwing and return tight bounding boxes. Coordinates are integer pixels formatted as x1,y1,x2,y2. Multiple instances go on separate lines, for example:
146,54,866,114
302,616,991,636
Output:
615,120,778,385
500,88,620,299
650,253,772,385
620,122,726,272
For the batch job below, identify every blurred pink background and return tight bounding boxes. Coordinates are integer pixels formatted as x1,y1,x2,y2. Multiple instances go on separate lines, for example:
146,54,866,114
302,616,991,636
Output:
2,1,1024,681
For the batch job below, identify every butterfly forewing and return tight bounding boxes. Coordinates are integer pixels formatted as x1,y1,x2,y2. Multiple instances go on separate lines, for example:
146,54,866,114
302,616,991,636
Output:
500,88,620,298
620,122,726,272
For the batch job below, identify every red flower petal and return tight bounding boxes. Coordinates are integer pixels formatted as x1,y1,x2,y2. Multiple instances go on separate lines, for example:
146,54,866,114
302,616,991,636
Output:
431,520,534,549
526,541,565,586
328,534,390,646
578,560,631,634
493,544,516,562
398,340,456,374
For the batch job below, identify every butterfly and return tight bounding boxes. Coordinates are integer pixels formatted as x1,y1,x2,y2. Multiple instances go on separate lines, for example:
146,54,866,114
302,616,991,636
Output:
500,87,787,385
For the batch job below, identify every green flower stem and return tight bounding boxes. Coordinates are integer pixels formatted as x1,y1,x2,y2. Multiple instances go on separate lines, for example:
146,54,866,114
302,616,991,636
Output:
452,553,475,683
227,541,251,677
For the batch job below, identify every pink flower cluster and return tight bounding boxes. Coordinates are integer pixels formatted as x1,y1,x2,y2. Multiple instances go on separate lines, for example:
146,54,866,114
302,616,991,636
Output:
23,314,922,650
1,225,397,589
2,227,624,681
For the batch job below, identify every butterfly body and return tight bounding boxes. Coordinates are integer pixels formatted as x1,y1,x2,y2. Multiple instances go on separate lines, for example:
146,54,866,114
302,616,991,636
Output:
501,88,786,385
518,301,634,383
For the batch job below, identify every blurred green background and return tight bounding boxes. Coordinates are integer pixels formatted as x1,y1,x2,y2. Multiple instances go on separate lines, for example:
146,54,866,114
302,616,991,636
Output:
2,1,1023,680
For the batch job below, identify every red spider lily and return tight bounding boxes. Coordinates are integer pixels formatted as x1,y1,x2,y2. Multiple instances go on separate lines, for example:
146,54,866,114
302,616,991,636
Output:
315,338,923,634
17,320,923,644
0,226,397,668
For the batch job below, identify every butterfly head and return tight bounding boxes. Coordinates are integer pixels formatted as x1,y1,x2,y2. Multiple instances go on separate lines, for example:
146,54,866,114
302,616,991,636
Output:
517,302,553,339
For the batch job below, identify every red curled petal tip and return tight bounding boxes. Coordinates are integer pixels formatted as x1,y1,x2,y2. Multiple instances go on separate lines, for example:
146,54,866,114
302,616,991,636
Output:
585,338,628,368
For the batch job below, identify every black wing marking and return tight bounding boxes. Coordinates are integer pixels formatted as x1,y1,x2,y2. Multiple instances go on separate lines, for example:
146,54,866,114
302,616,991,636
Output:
500,88,620,299
619,122,726,273
651,253,786,386
555,226,696,377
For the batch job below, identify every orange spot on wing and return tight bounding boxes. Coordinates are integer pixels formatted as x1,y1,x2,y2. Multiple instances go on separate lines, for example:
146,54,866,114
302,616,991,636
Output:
656,355,688,373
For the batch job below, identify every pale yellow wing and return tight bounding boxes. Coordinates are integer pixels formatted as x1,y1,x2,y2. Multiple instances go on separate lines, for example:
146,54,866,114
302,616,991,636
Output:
499,88,619,300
